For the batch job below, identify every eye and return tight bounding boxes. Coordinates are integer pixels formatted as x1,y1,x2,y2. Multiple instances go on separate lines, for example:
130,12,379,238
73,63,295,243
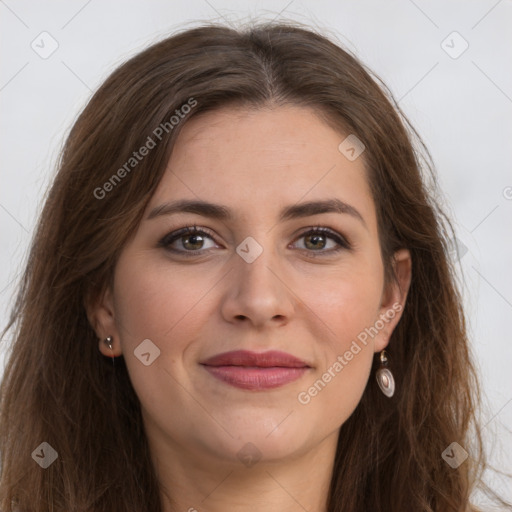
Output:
290,226,352,257
158,225,219,256
158,225,352,258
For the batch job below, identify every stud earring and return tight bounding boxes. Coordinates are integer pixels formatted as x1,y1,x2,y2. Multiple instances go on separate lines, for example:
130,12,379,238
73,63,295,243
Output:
376,350,395,398
104,335,113,351
102,335,116,367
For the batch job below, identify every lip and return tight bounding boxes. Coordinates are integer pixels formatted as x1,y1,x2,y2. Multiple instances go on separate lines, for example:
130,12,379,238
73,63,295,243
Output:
202,350,309,368
200,350,311,391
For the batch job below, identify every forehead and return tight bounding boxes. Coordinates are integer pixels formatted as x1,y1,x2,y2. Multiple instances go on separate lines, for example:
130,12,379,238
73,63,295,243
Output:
149,105,376,231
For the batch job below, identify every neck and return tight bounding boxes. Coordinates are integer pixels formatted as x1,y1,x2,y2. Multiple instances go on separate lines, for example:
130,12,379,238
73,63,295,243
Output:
147,427,338,512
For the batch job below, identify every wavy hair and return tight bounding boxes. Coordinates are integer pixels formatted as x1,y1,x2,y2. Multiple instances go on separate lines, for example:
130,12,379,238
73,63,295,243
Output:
1,20,510,511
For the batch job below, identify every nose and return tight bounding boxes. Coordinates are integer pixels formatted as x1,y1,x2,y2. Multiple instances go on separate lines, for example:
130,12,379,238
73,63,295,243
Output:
220,243,295,329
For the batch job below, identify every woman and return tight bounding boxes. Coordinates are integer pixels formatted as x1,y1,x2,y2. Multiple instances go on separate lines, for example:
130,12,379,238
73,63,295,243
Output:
0,20,509,512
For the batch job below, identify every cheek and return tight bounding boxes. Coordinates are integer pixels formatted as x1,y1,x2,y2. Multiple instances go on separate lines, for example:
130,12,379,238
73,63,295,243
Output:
113,253,211,345
299,258,384,343
293,259,382,418
111,254,211,416
112,254,198,360
298,348,373,430
296,273,380,421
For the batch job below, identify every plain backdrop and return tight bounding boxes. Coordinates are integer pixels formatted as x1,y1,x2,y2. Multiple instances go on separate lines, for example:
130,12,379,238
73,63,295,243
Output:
1,0,511,505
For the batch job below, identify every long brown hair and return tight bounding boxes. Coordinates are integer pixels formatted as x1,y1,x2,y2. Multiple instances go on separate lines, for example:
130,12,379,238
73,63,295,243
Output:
1,20,509,511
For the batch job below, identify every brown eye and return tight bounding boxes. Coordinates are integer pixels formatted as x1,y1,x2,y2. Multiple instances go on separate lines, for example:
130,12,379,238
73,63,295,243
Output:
180,233,206,251
292,227,351,256
303,232,328,250
158,225,352,258
159,226,218,256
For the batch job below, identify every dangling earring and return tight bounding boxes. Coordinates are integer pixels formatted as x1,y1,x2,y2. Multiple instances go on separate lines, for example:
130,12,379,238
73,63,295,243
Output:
376,350,395,398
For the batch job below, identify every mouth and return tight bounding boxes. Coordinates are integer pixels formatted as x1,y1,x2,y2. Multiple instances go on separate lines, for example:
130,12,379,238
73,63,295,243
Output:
200,350,311,391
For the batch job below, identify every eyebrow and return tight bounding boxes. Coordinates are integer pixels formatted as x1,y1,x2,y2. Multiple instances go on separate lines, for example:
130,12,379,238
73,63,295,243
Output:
146,198,367,229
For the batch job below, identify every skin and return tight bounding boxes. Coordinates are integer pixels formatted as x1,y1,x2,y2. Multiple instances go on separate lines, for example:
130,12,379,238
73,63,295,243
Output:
88,104,412,512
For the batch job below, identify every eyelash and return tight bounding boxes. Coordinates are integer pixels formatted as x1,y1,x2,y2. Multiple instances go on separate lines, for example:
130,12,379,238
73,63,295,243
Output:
158,224,352,258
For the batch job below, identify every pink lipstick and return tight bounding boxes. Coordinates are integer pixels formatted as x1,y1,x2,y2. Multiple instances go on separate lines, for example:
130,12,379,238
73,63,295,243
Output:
201,350,310,390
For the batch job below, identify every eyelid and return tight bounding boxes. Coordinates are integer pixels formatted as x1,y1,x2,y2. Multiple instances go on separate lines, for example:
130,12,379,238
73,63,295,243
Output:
158,225,220,250
158,224,352,256
292,225,352,254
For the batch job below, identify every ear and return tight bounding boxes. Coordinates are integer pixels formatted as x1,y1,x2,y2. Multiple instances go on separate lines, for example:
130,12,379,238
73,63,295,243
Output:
374,248,412,353
84,285,123,357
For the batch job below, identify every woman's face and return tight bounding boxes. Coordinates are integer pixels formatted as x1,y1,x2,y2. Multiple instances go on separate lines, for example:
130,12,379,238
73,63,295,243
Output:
92,105,411,470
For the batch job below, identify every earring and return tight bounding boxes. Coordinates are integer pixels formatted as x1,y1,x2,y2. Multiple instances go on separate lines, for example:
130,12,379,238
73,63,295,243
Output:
376,350,395,398
103,335,116,366
104,336,113,351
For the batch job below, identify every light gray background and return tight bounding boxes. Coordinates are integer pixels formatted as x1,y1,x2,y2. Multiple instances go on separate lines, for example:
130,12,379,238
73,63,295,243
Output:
1,0,511,505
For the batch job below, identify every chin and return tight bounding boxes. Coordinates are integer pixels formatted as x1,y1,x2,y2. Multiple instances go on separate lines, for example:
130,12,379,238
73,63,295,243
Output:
194,417,313,466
